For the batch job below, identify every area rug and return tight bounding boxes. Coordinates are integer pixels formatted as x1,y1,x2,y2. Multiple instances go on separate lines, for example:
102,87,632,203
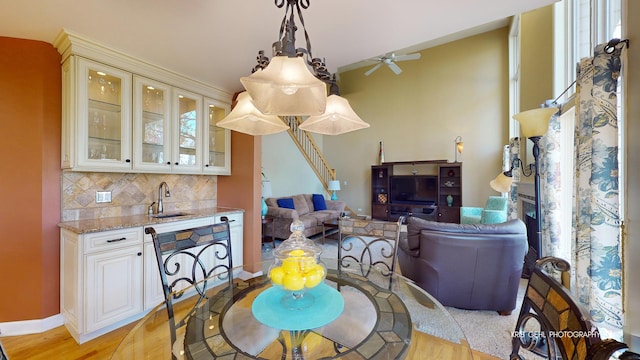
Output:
261,237,542,359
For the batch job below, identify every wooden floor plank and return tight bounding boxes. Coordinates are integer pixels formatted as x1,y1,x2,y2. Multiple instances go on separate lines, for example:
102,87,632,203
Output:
1,322,501,360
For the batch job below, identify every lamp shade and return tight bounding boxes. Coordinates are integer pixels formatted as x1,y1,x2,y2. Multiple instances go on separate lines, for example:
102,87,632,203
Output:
216,92,289,136
262,180,273,197
240,56,327,116
328,180,341,191
490,172,514,193
513,107,559,138
299,95,370,135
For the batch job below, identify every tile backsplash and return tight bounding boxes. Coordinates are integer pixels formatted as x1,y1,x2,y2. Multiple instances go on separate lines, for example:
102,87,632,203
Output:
61,171,217,221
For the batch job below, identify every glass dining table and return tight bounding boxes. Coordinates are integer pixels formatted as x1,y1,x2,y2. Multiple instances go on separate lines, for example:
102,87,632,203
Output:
111,259,473,360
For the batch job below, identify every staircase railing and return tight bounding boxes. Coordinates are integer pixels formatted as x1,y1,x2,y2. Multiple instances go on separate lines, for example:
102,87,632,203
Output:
283,116,336,191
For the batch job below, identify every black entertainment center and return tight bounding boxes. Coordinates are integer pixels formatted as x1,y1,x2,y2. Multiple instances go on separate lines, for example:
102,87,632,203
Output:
371,160,462,223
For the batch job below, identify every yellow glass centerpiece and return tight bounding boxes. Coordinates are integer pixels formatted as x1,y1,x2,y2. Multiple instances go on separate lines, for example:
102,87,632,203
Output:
268,220,326,309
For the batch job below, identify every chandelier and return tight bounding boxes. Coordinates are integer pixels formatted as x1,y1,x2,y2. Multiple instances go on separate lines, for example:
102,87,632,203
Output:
218,0,369,136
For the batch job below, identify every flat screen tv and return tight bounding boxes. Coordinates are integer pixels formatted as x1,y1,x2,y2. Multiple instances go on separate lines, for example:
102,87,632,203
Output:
390,175,437,205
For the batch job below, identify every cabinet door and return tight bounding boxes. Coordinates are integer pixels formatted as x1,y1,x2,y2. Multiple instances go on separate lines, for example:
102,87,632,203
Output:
85,245,143,332
133,76,172,172
143,241,165,310
219,213,243,268
203,98,231,175
76,57,132,170
171,88,203,173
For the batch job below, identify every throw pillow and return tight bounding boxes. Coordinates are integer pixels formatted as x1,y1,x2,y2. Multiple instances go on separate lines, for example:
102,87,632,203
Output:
277,198,295,209
312,194,327,211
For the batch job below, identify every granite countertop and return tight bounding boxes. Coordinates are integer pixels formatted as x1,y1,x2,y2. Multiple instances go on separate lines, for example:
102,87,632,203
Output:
58,207,244,234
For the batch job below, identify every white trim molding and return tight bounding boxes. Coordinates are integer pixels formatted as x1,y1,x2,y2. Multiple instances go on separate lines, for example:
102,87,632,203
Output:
0,314,63,337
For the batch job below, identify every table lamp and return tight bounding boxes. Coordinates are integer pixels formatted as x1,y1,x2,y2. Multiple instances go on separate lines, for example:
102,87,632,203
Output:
328,180,341,200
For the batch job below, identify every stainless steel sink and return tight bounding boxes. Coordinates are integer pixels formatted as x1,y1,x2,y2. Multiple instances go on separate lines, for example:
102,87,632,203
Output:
151,212,191,219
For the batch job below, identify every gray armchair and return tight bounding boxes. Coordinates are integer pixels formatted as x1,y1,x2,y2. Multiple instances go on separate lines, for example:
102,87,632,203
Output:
397,216,527,315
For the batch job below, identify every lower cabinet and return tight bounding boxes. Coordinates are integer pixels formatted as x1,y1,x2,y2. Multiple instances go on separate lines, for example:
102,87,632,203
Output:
60,212,244,344
85,245,144,332
60,227,144,344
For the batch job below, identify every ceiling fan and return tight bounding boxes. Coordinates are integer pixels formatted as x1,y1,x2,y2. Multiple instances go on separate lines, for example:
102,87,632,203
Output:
364,52,421,76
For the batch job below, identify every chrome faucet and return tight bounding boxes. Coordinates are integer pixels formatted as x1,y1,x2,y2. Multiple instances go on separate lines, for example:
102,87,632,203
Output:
157,181,171,213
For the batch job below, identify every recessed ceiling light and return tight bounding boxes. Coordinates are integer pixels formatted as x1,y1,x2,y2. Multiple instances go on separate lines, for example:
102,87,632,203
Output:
96,71,106,76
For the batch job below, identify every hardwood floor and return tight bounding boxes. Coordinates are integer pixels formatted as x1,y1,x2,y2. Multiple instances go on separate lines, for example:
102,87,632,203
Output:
1,323,501,360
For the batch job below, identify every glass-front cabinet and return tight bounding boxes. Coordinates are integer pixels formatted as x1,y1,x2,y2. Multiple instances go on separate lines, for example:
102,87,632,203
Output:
133,76,171,172
75,58,132,170
56,30,233,175
172,89,202,173
204,98,231,175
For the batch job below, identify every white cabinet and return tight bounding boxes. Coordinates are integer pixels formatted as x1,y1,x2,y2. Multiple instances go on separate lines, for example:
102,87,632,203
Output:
62,57,133,171
60,212,244,343
55,30,232,175
219,212,244,269
132,76,172,172
85,245,143,332
60,227,144,344
171,88,203,173
204,98,231,175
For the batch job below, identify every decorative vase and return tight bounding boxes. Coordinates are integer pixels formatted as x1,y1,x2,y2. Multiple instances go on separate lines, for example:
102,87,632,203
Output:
446,194,453,207
378,141,385,165
268,220,326,310
261,198,268,217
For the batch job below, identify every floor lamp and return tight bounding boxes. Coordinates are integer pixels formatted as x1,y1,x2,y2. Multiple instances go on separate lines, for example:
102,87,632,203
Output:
490,107,558,276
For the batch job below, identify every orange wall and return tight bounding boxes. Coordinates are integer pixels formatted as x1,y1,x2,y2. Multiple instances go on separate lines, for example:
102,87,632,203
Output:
217,132,262,270
0,37,62,321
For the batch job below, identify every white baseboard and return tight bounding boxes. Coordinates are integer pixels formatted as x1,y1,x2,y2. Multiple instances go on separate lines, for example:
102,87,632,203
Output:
625,332,640,353
0,314,63,337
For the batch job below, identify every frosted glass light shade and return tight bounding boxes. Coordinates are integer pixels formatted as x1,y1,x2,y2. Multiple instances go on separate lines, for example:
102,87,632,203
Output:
490,172,514,193
513,107,559,138
328,180,341,191
299,95,370,135
240,56,327,116
216,92,289,136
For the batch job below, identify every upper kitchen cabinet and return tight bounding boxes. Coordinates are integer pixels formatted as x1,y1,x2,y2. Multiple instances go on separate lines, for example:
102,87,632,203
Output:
171,89,203,174
55,30,233,175
132,76,171,172
204,98,231,175
62,57,133,171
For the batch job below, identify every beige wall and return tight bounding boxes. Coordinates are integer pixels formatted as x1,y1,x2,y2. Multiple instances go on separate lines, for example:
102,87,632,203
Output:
520,6,554,111
324,27,510,214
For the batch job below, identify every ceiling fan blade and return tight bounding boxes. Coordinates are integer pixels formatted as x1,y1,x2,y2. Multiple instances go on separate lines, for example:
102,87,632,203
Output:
394,53,421,61
387,62,402,75
364,63,383,76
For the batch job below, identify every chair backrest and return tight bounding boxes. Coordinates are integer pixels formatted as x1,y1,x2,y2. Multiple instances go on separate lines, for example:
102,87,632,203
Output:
338,216,404,289
511,257,638,360
145,221,232,334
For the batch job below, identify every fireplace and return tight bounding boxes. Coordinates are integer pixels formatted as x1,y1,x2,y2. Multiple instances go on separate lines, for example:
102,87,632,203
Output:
517,183,538,278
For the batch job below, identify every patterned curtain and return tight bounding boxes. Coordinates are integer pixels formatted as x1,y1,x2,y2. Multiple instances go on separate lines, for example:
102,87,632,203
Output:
572,43,623,338
539,112,562,258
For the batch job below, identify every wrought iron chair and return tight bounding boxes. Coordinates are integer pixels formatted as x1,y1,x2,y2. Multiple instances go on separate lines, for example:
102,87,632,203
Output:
145,220,233,359
337,216,404,289
511,256,639,360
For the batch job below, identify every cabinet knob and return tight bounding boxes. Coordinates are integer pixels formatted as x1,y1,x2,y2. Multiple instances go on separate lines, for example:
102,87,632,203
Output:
174,162,179,165
166,161,171,165
125,159,131,163
137,252,142,256
205,164,209,167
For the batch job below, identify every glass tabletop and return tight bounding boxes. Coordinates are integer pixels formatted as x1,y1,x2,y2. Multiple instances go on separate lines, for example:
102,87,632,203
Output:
111,259,473,360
